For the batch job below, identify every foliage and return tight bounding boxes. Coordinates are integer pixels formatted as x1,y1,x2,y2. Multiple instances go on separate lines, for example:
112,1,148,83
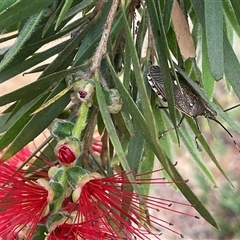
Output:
0,0,240,233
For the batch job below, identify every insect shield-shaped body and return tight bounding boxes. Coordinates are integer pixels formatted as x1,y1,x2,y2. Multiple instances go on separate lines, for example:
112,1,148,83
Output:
147,65,240,153
147,65,217,121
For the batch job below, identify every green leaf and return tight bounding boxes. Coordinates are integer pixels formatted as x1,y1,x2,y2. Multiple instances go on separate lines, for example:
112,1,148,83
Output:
55,0,73,30
202,31,216,99
146,0,178,136
163,0,173,31
126,123,145,170
0,0,16,12
0,12,43,71
95,76,131,172
0,0,55,31
186,117,233,187
42,1,62,37
223,0,240,37
107,57,218,228
0,94,49,151
138,144,154,196
0,65,83,106
0,39,70,82
135,7,147,59
204,0,223,80
1,81,70,160
223,33,240,100
229,0,240,26
95,71,150,213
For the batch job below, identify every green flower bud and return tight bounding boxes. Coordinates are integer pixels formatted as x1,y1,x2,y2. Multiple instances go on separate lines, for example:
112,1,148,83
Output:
66,166,89,187
71,79,95,107
49,120,74,140
107,89,122,114
47,212,71,233
49,181,64,202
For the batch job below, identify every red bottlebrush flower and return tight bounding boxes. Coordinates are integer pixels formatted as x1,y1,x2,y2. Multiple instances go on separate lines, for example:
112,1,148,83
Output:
0,146,31,170
91,132,102,156
47,217,118,240
72,169,199,239
0,163,52,240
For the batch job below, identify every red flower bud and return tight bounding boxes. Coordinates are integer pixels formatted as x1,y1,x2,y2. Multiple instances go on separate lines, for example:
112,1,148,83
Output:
54,139,81,167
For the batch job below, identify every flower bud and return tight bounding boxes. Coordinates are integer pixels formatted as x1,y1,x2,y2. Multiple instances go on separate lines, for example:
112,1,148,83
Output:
47,212,71,233
66,166,89,187
49,181,64,202
49,120,74,140
72,172,101,202
48,165,62,180
71,79,95,107
54,138,81,167
65,71,91,86
106,89,122,114
36,178,54,203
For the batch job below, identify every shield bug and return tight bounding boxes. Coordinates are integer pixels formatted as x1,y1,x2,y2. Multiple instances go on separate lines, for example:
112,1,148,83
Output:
147,65,240,152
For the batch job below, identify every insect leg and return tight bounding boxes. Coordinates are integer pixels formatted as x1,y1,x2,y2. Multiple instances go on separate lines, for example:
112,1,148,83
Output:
159,115,185,138
194,119,202,150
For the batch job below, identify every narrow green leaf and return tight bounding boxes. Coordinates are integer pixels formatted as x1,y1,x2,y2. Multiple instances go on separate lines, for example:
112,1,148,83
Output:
163,0,173,31
190,0,205,27
179,118,217,185
202,31,216,99
1,81,70,160
0,0,16,13
66,0,94,19
138,144,154,196
95,77,130,172
31,85,73,115
0,101,37,134
0,0,55,31
120,110,135,137
135,7,147,59
0,94,48,151
0,39,71,83
186,117,234,187
204,0,223,80
146,0,178,134
122,4,158,136
229,0,240,26
42,1,62,37
0,65,84,106
0,12,43,71
223,33,240,100
95,72,149,212
55,0,73,30
223,0,240,37
153,105,174,161
107,57,218,228
126,123,145,170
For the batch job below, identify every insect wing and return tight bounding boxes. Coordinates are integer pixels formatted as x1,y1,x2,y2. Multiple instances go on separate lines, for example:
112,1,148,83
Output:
148,65,167,101
148,65,216,118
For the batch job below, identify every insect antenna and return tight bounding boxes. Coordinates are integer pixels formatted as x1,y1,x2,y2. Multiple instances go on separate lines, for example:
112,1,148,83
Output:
224,104,240,112
209,117,240,154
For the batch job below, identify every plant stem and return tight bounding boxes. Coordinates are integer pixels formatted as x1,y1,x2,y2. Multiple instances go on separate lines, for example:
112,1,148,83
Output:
72,102,89,139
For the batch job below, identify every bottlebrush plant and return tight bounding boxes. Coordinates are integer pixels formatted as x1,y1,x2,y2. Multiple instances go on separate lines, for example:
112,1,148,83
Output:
0,0,240,239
